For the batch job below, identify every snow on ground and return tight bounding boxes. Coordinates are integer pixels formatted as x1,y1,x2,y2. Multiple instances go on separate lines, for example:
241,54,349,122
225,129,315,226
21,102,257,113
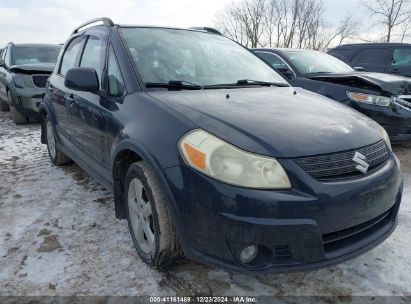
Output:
0,110,410,298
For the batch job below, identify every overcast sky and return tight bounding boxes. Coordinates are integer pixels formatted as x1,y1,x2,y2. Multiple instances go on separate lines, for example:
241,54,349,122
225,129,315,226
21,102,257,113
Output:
0,0,369,46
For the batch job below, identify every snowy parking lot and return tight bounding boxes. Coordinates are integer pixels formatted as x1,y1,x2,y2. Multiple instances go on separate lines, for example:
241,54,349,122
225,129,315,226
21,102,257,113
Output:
0,110,411,299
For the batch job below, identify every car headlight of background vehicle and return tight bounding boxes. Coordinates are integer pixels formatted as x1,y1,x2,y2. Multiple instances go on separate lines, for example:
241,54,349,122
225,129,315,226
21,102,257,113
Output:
13,74,26,88
179,129,291,189
347,92,392,107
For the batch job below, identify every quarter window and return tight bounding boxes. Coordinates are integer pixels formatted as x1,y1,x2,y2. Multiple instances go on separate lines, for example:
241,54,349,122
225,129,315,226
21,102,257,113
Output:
60,37,84,76
80,36,106,88
107,46,125,97
392,48,411,66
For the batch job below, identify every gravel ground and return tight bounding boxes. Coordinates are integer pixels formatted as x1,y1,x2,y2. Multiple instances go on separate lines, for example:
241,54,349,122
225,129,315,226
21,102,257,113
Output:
0,110,410,299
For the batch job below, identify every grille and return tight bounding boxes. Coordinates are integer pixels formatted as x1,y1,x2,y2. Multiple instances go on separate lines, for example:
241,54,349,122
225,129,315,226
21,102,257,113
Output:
295,140,390,180
395,96,411,111
273,245,292,262
322,207,393,256
32,75,49,88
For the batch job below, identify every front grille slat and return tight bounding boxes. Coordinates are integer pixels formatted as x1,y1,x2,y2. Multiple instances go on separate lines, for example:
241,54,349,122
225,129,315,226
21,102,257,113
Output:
295,140,390,180
32,75,49,88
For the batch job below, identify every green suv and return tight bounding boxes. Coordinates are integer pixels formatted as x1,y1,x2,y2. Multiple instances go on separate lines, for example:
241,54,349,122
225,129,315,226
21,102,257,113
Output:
0,43,61,124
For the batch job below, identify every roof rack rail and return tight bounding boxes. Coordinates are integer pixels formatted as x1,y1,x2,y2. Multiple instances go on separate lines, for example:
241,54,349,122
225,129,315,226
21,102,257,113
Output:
190,27,222,35
72,17,114,35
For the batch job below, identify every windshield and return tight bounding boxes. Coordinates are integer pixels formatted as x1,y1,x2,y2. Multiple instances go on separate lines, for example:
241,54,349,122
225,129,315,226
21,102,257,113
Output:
11,46,61,65
284,51,354,74
120,28,288,86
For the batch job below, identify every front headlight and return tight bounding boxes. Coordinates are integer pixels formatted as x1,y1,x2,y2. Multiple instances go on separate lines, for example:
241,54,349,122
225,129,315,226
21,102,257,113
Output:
13,74,26,88
347,92,392,107
381,127,392,151
179,129,291,189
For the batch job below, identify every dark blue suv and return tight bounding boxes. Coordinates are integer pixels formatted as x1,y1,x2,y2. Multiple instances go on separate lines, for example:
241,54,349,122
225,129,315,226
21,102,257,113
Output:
40,18,403,273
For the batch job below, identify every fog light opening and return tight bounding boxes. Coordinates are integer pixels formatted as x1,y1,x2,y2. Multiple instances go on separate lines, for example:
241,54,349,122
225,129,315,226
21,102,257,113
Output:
239,245,258,264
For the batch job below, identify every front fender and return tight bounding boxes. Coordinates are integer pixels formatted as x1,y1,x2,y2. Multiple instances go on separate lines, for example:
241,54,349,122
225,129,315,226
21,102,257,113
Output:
111,140,188,250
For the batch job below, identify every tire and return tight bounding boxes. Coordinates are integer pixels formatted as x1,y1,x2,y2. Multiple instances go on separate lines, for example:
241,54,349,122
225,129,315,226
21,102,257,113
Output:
45,115,72,165
125,161,182,268
8,92,28,125
0,98,9,111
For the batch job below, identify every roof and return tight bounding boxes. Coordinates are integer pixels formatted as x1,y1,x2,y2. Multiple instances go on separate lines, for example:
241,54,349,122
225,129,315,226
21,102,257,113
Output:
71,17,221,35
9,43,62,48
253,47,317,53
334,43,411,48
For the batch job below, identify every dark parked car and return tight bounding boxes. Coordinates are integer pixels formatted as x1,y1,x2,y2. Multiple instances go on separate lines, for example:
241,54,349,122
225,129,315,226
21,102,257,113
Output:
0,43,62,124
254,48,411,141
328,43,411,78
40,18,402,273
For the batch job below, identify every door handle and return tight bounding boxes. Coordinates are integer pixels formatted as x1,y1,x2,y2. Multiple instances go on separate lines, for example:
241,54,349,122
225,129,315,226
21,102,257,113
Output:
66,95,75,105
390,69,400,74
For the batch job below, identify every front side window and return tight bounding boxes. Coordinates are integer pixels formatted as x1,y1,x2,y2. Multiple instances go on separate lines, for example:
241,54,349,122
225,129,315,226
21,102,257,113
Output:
120,28,287,86
256,52,289,69
107,46,125,97
11,46,61,65
60,37,84,76
284,51,353,74
392,48,411,66
80,36,106,88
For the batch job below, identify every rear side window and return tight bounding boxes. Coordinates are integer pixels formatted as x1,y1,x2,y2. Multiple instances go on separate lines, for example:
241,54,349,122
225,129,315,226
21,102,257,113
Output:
60,37,84,76
107,46,125,97
352,48,389,64
392,48,411,66
80,36,106,88
256,52,288,69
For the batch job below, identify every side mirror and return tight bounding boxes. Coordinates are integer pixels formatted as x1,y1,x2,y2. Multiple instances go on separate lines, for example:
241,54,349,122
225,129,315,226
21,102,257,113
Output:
276,67,294,79
65,67,99,92
353,66,365,71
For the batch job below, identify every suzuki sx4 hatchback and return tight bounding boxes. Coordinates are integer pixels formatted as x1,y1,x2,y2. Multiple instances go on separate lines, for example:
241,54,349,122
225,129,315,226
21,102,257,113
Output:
40,18,403,273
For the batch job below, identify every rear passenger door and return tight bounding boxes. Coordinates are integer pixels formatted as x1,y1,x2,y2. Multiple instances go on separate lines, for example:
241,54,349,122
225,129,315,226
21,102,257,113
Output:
67,31,110,173
49,36,85,146
351,48,390,72
388,46,411,77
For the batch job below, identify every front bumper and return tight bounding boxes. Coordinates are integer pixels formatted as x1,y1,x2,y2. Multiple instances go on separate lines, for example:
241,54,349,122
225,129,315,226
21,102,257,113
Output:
163,153,402,273
348,99,411,142
8,87,44,117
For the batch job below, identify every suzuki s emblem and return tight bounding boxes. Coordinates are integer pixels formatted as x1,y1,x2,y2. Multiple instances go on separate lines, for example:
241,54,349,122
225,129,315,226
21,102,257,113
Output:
353,152,369,174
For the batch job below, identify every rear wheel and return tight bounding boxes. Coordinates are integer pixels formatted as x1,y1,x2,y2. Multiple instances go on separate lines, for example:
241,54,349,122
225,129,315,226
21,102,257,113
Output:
125,161,182,268
8,92,28,125
45,116,71,165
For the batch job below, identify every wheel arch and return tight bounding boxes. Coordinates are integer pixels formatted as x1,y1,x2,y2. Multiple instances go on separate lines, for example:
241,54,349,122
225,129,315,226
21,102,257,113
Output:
111,140,162,219
111,140,185,245
38,102,54,144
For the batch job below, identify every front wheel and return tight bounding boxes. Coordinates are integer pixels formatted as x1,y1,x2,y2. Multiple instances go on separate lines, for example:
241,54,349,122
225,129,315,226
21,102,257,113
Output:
8,91,28,124
45,116,71,165
125,162,182,268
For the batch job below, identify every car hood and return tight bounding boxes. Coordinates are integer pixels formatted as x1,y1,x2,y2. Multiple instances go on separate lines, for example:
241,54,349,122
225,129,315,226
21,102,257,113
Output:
148,87,383,158
306,72,411,96
10,63,55,74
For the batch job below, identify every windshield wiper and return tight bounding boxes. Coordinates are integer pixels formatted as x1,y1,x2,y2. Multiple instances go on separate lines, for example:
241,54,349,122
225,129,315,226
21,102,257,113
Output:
237,79,290,87
145,80,203,90
205,79,290,89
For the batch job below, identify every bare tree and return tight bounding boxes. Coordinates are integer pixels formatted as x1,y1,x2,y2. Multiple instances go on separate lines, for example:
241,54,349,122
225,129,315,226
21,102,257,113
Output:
215,0,266,48
215,0,359,50
362,0,411,42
